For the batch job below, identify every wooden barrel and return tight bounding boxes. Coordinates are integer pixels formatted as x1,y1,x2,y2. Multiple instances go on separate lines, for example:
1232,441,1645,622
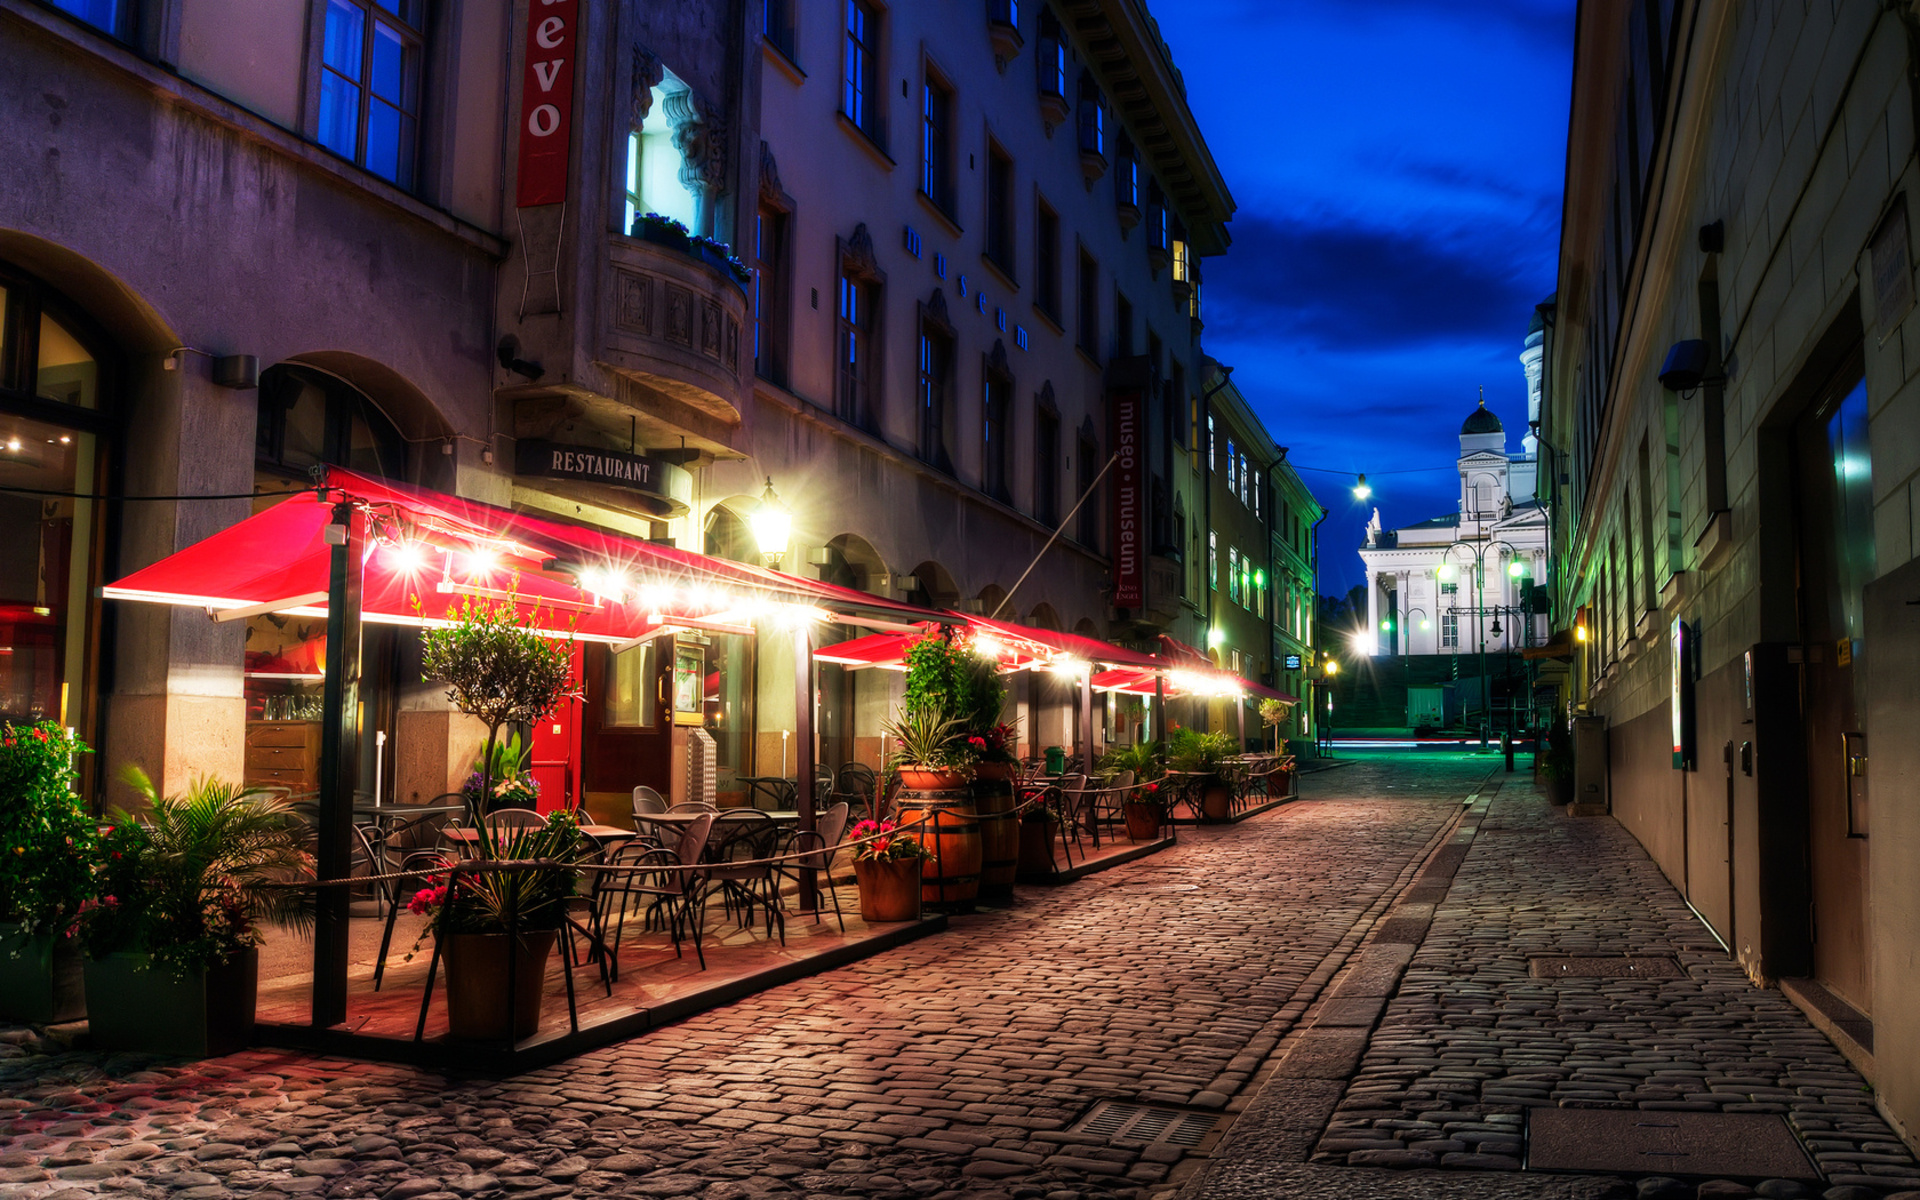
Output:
894,780,982,911
971,765,1018,899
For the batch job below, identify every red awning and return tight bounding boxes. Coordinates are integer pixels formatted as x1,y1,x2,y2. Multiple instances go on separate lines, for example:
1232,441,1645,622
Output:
103,467,948,641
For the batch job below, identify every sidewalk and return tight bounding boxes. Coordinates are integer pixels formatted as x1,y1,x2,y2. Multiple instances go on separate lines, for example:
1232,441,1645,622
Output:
1181,774,1920,1199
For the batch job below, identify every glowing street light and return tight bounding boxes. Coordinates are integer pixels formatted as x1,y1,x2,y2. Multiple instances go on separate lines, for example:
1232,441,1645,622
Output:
1352,473,1372,501
750,477,792,568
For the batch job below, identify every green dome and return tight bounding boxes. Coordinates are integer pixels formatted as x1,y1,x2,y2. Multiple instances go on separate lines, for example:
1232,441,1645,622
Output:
1461,403,1503,435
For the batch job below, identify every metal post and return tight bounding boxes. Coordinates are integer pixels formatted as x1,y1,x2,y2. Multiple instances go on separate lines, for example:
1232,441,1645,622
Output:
1235,692,1247,754
1079,668,1096,777
314,499,362,1029
1153,674,1166,745
793,624,818,912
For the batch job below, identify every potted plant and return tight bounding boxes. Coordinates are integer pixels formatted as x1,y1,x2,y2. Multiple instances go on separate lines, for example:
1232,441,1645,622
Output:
633,211,691,250
419,595,576,825
847,818,930,922
1013,788,1060,876
690,235,753,289
1259,698,1294,753
0,722,97,1024
883,704,973,790
73,768,312,1058
1100,741,1167,843
1169,727,1238,822
460,730,541,814
405,811,587,1042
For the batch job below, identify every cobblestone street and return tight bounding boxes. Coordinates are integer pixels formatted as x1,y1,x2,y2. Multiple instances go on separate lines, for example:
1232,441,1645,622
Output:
4,753,1915,1200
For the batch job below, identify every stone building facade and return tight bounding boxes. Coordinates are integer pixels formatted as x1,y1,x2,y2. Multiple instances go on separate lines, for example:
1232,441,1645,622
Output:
1541,0,1920,1153
1,0,1297,818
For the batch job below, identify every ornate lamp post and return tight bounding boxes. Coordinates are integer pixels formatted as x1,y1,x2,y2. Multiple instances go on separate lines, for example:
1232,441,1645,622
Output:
750,477,792,569
1438,538,1524,746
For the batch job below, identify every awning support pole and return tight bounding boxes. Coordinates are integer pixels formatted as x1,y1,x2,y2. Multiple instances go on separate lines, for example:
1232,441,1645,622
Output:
793,624,818,912
314,500,362,1029
1237,694,1247,755
1080,669,1096,777
1153,674,1166,745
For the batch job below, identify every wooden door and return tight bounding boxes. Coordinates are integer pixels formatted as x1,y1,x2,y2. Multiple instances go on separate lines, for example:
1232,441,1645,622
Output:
579,638,673,826
1793,370,1875,1013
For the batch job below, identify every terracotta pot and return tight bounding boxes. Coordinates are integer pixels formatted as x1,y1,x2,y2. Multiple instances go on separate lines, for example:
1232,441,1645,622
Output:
1017,820,1056,875
1202,784,1232,822
0,922,85,1024
855,858,923,922
1123,801,1163,843
443,930,556,1042
897,767,972,791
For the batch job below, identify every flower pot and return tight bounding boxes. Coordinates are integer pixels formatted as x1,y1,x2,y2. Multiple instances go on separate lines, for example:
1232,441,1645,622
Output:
854,859,922,923
0,922,85,1024
897,767,971,791
83,948,257,1058
636,221,689,251
443,930,556,1043
1202,784,1232,822
1016,820,1056,876
1123,802,1163,843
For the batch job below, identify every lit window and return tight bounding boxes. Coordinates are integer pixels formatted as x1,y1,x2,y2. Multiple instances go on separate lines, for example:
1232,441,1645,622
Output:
48,0,134,37
844,1,882,142
318,0,425,188
1209,531,1217,591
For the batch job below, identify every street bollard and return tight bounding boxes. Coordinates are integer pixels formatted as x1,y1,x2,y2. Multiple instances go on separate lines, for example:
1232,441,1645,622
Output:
1502,731,1514,772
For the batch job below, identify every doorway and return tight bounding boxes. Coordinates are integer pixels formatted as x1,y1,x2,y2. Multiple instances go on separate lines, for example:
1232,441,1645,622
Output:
1792,364,1875,1013
580,638,673,823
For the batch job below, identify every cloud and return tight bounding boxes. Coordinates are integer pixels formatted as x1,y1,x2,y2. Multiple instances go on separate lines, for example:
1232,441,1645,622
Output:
1202,215,1554,353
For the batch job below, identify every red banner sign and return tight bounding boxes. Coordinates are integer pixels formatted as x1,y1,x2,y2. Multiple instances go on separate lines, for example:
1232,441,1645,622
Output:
1111,389,1145,609
515,0,578,208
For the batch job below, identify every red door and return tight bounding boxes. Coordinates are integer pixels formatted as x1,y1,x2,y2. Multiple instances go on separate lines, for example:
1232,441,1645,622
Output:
529,643,584,814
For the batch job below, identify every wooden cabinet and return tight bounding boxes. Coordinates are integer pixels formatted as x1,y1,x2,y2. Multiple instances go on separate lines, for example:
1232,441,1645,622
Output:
244,721,322,795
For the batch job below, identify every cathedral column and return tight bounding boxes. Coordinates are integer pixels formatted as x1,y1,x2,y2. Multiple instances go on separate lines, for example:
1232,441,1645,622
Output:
1366,575,1381,656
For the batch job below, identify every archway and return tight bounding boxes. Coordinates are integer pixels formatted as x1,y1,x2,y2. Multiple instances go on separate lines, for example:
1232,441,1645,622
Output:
1025,603,1061,631
976,583,1009,621
821,533,887,595
907,560,959,611
704,501,758,564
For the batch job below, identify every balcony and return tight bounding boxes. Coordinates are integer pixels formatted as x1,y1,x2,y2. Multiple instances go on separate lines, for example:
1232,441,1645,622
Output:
601,232,751,424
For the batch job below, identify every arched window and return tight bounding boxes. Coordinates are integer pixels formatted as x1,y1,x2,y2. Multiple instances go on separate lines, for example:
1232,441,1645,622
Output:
255,363,407,479
703,504,757,563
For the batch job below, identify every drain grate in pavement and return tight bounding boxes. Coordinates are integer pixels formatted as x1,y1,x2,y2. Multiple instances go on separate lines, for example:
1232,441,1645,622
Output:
1074,1100,1223,1148
1528,955,1684,980
1528,1108,1818,1180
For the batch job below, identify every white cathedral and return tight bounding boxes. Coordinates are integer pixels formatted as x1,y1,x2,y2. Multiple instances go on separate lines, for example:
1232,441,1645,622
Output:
1356,314,1551,657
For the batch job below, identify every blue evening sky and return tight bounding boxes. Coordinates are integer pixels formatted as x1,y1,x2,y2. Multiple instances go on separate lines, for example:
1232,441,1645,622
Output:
1156,0,1575,593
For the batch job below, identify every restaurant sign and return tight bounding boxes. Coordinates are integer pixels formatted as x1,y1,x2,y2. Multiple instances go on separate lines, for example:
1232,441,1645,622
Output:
515,440,693,517
1110,388,1145,609
515,0,578,208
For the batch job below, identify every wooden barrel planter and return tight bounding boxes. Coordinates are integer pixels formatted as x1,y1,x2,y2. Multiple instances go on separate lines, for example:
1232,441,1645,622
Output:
894,769,982,912
971,763,1018,900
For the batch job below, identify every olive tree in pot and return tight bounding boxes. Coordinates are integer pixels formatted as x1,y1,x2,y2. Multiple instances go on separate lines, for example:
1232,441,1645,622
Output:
418,596,576,824
73,768,313,1058
0,722,97,1024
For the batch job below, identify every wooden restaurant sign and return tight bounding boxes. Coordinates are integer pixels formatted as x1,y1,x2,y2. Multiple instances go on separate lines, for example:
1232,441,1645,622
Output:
514,440,692,516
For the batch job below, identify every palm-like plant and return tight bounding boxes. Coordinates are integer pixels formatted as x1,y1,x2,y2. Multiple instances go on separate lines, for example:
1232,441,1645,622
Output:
883,703,970,772
77,767,314,976
1099,740,1162,784
414,811,587,938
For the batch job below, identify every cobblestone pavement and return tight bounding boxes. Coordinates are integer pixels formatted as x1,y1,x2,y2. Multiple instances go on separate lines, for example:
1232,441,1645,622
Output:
1186,768,1920,1200
0,753,1489,1200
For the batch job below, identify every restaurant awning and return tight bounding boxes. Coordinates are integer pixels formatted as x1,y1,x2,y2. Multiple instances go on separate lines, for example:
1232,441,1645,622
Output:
1521,630,1575,661
103,467,951,639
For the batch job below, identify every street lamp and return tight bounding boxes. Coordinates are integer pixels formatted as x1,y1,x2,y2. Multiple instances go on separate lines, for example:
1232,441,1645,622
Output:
750,477,792,568
1440,537,1523,744
1352,473,1372,501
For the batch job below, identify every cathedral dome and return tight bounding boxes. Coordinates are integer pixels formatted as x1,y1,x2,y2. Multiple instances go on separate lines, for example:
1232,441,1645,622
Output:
1461,402,1503,435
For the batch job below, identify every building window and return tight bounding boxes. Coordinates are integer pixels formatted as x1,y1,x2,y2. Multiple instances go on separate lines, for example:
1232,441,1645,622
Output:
836,267,880,431
624,76,700,235
1114,135,1140,213
1077,428,1099,547
1076,249,1098,358
1251,469,1261,518
1037,8,1067,105
917,321,954,473
921,71,956,213
1226,439,1237,495
985,141,1015,275
1035,404,1061,527
753,203,792,385
1441,610,1459,650
1239,454,1250,505
983,365,1012,503
1228,547,1240,603
843,0,883,144
1207,413,1216,467
1208,530,1217,590
1077,74,1105,163
1114,292,1133,358
1035,198,1061,321
317,0,425,188
47,0,135,38
764,0,797,62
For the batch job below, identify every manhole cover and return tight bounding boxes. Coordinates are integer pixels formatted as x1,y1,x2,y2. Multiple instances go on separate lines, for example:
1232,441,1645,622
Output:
1529,956,1684,980
1074,1100,1223,1148
1528,1109,1818,1180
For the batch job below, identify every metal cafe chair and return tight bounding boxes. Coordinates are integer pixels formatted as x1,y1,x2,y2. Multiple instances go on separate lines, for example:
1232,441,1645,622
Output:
668,800,718,814
775,801,850,932
704,810,786,943
632,786,668,817
835,763,878,820
596,813,715,973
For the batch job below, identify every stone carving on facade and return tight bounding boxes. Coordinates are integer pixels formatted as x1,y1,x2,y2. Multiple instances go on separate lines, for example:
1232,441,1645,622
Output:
924,286,953,334
665,284,694,347
987,337,1011,378
631,45,664,125
759,141,793,210
664,87,729,235
614,271,653,333
843,222,881,281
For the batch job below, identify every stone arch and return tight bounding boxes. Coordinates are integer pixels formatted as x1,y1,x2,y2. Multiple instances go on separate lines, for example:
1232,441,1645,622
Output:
1026,602,1061,631
0,230,178,355
285,351,454,443
703,494,761,564
1072,616,1099,639
975,583,1009,620
821,532,887,594
907,560,960,611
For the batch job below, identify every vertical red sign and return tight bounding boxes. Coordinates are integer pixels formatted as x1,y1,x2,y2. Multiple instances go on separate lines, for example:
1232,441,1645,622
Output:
515,0,578,208
1111,390,1145,609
